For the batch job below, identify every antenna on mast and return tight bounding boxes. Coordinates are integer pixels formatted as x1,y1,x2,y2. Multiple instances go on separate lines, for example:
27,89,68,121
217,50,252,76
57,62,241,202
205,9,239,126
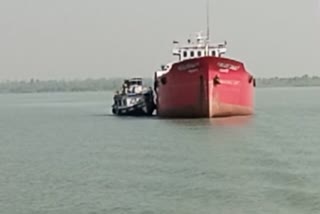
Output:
206,0,210,42
204,0,210,56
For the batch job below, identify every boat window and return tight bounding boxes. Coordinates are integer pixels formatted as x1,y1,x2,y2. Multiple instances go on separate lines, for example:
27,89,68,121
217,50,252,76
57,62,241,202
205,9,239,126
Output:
183,51,187,58
211,50,216,56
198,51,202,57
190,51,194,57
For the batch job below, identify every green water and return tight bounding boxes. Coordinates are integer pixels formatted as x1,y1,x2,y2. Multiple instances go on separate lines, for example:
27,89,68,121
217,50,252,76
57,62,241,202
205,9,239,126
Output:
1,88,320,214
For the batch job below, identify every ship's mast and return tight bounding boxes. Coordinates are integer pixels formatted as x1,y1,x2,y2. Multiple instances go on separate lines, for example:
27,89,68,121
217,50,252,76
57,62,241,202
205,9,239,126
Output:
171,0,227,61
206,0,210,42
205,0,210,55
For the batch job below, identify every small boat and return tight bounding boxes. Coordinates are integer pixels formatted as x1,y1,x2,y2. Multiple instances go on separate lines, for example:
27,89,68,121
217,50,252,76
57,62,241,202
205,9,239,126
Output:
112,78,156,116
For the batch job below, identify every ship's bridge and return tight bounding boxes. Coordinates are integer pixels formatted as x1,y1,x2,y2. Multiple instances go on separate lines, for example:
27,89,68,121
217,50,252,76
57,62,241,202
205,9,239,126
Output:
172,32,227,61
155,32,228,78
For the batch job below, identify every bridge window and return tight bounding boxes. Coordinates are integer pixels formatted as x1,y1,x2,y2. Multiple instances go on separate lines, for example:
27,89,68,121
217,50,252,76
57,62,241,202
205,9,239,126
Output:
183,51,187,58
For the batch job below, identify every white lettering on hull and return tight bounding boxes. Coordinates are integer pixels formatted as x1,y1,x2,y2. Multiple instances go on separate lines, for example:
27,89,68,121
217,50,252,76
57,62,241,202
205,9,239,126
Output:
187,68,199,73
219,69,229,73
219,79,240,85
217,62,240,71
177,62,200,72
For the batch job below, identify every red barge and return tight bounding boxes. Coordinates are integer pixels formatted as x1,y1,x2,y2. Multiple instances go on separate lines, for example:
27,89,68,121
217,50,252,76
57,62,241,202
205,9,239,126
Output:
154,32,255,118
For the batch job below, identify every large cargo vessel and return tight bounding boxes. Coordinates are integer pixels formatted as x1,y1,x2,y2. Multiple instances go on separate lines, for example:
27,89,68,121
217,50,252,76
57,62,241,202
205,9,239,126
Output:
154,32,255,118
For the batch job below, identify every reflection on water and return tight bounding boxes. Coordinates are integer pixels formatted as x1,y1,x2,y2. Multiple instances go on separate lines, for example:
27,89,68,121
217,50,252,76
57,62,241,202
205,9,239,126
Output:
1,89,320,214
160,115,253,128
210,115,253,126
104,112,253,126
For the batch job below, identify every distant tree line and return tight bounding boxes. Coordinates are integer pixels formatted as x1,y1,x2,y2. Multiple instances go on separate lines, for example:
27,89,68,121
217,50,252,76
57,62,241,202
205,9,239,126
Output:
0,78,155,94
256,75,320,88
0,75,319,93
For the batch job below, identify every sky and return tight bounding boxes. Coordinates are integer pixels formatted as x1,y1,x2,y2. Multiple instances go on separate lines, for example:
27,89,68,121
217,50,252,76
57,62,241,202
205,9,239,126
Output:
0,0,320,81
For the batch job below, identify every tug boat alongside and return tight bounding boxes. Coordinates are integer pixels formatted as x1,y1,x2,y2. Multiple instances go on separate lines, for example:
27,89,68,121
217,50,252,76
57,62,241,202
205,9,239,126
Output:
153,31,255,118
112,78,156,116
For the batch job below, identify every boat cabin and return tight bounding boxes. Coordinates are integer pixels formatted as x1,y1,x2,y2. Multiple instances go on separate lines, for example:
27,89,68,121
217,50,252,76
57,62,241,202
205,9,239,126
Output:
120,78,145,95
125,78,143,86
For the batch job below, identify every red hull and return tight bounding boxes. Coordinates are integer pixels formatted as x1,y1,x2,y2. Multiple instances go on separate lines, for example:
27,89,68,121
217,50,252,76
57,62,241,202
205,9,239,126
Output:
155,56,255,118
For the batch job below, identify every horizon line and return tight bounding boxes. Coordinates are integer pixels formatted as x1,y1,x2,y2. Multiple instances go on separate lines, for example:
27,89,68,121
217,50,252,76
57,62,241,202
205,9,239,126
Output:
0,74,319,83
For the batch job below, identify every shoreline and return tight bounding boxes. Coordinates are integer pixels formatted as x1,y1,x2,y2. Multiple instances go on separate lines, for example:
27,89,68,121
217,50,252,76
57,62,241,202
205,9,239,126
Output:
1,76,320,94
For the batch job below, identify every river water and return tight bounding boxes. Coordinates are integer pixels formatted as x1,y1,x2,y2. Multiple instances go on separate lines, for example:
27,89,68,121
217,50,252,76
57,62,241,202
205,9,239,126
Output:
0,87,320,214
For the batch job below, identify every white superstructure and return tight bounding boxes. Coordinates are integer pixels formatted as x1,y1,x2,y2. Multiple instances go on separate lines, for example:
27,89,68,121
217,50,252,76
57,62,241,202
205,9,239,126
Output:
155,31,228,78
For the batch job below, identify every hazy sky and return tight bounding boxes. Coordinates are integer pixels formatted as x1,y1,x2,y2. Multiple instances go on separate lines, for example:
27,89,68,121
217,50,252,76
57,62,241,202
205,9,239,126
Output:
1,0,320,81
